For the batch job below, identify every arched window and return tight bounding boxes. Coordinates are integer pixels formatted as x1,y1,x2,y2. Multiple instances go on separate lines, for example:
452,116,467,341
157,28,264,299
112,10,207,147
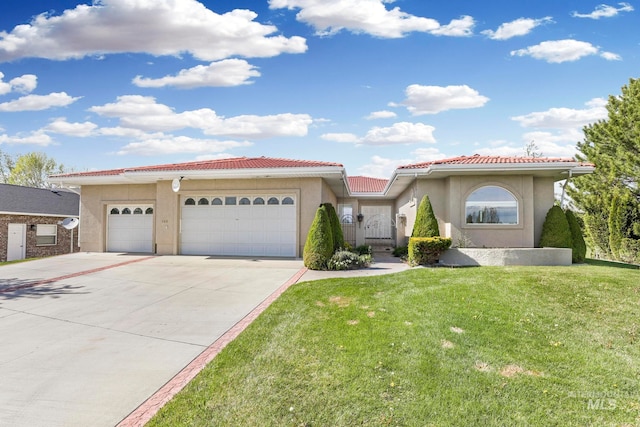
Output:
212,198,223,206
239,197,251,205
253,197,265,205
133,207,143,214
465,186,518,224
110,208,120,215
185,198,196,206
198,197,209,205
282,197,294,205
122,208,132,214
267,197,279,205
145,207,154,214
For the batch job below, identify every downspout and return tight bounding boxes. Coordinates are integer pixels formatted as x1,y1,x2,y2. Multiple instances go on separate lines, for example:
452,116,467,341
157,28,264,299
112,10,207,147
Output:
560,169,573,208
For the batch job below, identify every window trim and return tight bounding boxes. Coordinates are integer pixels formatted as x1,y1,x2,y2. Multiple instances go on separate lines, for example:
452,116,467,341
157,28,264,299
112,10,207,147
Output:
36,224,58,246
463,185,521,228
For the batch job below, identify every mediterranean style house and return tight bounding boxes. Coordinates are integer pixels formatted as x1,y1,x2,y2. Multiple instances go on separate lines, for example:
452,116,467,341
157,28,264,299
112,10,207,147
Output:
50,155,594,264
1,184,80,262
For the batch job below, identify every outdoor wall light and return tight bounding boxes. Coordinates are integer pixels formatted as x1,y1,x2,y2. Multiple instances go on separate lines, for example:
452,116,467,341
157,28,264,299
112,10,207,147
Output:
356,213,364,223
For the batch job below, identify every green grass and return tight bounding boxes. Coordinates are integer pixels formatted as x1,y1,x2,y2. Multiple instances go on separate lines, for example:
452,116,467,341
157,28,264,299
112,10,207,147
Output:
149,266,640,426
0,258,36,266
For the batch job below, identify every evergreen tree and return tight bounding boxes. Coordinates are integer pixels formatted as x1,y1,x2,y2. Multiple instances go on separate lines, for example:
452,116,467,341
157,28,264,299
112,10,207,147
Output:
411,195,439,237
569,78,640,260
539,205,572,249
303,205,334,270
565,209,587,263
322,203,344,250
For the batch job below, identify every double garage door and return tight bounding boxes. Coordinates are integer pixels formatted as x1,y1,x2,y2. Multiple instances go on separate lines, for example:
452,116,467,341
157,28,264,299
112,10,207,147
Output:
180,194,297,257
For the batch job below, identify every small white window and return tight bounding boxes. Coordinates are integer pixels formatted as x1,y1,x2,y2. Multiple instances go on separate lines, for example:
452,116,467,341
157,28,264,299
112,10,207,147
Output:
36,224,57,246
339,204,353,223
465,186,518,225
282,197,294,205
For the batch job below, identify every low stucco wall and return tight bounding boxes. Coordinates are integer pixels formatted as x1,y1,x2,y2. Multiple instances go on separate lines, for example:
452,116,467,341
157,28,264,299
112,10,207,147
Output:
439,248,572,266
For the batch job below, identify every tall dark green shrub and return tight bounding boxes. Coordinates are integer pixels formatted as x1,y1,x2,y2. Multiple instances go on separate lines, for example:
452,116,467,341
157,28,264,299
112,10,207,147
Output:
412,195,439,237
322,203,344,250
303,205,334,270
539,205,572,248
608,193,623,259
565,209,587,263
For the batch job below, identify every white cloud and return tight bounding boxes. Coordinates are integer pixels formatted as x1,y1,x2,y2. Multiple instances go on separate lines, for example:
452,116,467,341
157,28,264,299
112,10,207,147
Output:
194,153,240,161
412,147,448,162
89,95,313,138
320,132,360,143
482,16,552,40
43,118,98,137
357,155,412,178
511,98,607,129
475,137,578,158
0,130,53,146
397,84,489,115
132,59,261,88
322,122,436,146
0,72,38,95
572,2,634,19
510,39,620,63
268,0,474,38
116,135,252,156
365,110,397,120
600,51,622,61
0,92,80,112
0,0,307,62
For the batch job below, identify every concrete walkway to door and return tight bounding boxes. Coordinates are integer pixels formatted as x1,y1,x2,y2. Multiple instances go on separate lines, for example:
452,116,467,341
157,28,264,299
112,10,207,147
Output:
0,253,305,427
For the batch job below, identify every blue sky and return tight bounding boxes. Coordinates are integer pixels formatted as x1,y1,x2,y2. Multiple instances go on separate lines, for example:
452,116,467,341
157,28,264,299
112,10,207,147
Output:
0,0,637,177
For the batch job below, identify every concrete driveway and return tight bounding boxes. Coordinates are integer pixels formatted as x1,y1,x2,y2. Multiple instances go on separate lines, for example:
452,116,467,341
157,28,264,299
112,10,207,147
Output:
0,253,304,427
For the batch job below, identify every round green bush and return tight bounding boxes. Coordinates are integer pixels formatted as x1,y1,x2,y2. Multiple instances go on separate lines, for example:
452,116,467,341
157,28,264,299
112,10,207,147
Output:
539,205,572,249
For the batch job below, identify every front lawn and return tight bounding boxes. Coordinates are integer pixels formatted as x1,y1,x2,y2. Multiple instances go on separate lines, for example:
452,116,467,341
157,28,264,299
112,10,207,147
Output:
149,265,640,426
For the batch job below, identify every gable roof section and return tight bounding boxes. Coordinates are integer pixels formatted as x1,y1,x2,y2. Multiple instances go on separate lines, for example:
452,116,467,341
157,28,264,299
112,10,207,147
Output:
53,156,343,179
0,184,79,217
50,157,348,195
399,154,594,169
348,176,389,193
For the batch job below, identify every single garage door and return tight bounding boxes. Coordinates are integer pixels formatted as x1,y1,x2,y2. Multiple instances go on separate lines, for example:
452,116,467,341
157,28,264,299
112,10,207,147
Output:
107,205,154,253
181,194,296,257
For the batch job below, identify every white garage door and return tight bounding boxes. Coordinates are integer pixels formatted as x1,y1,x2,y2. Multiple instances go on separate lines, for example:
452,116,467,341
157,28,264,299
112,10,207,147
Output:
107,205,154,253
181,194,296,257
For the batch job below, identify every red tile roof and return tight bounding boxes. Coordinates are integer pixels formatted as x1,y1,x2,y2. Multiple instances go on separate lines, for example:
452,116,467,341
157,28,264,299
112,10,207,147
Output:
348,176,389,193
52,156,344,178
399,154,593,169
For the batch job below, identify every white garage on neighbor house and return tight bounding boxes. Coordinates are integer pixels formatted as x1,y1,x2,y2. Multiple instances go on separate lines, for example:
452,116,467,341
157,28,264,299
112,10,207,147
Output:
50,155,595,264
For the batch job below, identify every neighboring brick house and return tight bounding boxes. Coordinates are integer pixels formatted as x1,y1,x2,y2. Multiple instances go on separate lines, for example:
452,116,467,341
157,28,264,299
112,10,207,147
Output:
0,184,80,262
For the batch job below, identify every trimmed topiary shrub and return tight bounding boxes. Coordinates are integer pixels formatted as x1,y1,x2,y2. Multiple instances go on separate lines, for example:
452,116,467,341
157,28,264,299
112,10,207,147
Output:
539,205,572,249
412,195,439,238
322,203,344,251
303,205,334,270
565,209,587,263
408,237,452,266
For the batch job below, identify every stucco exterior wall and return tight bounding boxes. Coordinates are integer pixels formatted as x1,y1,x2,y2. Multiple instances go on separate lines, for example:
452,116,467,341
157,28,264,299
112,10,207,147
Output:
78,184,156,252
401,175,547,249
79,177,329,257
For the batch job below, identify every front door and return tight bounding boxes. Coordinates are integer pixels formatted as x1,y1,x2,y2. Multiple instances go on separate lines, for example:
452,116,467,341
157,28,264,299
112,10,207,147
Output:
362,206,394,246
7,223,26,261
